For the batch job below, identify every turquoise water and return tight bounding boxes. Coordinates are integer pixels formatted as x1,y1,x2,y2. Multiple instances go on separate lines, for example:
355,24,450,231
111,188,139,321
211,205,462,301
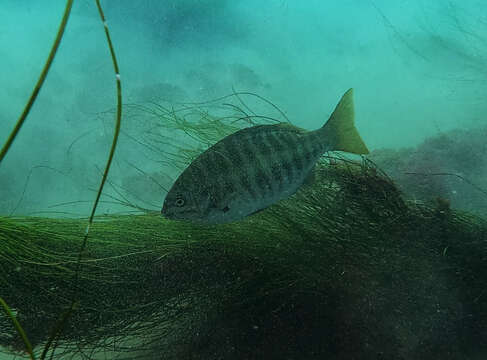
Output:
1,1,486,358
1,0,486,216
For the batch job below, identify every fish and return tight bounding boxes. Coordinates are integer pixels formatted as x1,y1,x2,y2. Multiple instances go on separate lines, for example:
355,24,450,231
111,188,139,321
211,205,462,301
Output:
161,88,369,224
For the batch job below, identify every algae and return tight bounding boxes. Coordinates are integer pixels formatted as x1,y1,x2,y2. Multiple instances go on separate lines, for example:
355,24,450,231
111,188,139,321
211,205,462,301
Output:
1,158,487,359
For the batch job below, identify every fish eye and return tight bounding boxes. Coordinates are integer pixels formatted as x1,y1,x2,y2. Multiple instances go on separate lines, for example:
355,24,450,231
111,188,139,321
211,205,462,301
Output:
175,198,185,207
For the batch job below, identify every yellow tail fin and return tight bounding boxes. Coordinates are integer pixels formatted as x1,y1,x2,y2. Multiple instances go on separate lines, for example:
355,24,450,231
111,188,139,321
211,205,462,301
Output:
322,88,369,155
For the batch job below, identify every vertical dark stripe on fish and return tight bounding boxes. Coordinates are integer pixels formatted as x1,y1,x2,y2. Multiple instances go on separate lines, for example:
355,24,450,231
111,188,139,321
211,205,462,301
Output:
303,136,313,152
301,136,314,162
221,177,235,205
240,173,257,199
313,141,323,157
311,132,325,156
223,178,235,194
253,132,271,157
241,134,257,165
267,131,285,153
255,167,273,196
231,134,258,199
306,133,321,157
279,133,299,183
205,150,226,207
282,159,294,184
187,162,200,182
304,149,313,162
309,131,321,143
262,131,280,160
225,132,248,183
292,148,303,172
229,143,244,168
263,132,282,193
213,148,230,174
190,155,210,190
199,152,213,172
211,184,225,208
280,132,298,149
290,137,305,173
270,162,282,189
248,132,272,196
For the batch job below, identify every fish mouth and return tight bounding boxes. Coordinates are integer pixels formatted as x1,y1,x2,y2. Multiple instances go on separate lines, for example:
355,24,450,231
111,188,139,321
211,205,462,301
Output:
161,202,172,218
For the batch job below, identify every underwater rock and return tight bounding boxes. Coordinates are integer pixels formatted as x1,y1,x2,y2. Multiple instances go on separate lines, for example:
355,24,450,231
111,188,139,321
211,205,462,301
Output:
370,126,487,216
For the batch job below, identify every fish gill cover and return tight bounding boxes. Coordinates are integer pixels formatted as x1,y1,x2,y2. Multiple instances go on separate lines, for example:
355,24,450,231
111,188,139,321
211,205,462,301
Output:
1,1,487,360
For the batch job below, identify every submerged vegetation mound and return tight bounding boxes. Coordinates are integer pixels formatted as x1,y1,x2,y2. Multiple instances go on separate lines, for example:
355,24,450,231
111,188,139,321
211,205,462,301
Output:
1,157,487,359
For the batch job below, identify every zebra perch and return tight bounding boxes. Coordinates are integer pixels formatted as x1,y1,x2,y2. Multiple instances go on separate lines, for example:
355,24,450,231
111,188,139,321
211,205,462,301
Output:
161,88,369,224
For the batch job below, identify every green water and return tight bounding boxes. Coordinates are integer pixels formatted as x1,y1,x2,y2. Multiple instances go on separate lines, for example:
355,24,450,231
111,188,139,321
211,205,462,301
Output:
1,1,486,359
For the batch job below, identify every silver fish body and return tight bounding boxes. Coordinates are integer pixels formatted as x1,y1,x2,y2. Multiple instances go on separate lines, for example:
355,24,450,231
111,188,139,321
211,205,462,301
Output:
162,89,369,224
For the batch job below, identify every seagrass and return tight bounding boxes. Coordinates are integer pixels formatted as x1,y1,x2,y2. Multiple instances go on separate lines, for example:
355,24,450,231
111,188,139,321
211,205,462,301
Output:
1,159,486,359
